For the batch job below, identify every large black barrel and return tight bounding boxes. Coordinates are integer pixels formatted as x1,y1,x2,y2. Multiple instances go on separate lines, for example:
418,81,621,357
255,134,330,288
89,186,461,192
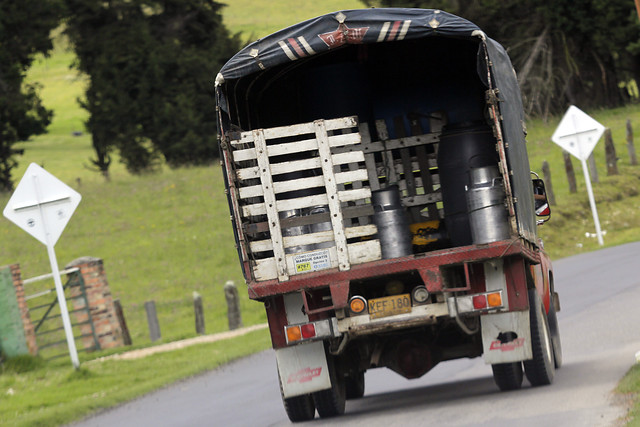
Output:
437,123,498,246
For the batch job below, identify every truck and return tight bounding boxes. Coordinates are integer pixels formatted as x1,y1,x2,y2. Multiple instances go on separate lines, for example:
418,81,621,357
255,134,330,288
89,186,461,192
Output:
215,8,561,422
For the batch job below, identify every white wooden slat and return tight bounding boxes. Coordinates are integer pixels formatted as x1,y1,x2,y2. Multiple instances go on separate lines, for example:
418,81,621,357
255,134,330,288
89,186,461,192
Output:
253,258,277,281
249,224,378,253
237,152,365,182
345,224,378,239
229,130,255,146
323,116,359,131
251,230,335,253
242,193,330,218
332,151,365,165
270,157,322,176
236,165,260,181
328,132,361,148
233,127,361,164
249,239,274,253
348,240,382,265
253,128,289,281
231,116,358,147
236,157,322,181
261,116,358,141
337,188,371,203
232,147,257,162
265,132,360,158
239,170,370,200
360,134,439,154
315,120,351,271
237,184,263,200
335,169,368,184
268,138,320,158
238,175,325,200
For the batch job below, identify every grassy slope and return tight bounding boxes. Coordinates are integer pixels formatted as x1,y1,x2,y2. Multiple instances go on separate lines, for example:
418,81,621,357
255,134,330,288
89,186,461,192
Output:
2,0,640,424
526,106,640,260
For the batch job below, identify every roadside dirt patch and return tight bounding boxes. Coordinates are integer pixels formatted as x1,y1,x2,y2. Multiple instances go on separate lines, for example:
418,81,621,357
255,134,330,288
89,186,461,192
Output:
89,323,268,363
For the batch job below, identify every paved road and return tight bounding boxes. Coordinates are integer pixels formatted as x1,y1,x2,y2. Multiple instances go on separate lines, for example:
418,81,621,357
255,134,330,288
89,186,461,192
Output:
73,241,640,426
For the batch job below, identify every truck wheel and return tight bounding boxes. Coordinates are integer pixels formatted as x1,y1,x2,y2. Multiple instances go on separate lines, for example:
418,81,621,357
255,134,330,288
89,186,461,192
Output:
282,394,316,423
345,370,365,399
279,375,316,423
547,293,563,369
523,289,555,386
313,355,346,418
491,362,523,391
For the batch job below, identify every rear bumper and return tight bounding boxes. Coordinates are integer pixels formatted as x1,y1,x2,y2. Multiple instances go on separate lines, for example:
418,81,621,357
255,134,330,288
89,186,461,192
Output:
337,302,449,336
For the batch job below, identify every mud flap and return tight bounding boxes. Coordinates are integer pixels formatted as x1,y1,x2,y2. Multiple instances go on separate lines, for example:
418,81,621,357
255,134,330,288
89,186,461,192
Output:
481,310,532,364
276,341,331,398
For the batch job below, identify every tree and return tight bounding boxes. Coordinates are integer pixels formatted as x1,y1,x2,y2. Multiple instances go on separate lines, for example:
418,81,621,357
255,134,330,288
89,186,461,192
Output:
0,0,62,191
65,0,240,175
363,0,640,118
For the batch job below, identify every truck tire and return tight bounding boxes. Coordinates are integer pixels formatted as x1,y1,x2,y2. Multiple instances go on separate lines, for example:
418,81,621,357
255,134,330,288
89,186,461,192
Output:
313,355,346,418
345,370,365,399
523,289,555,386
283,394,316,422
547,293,563,369
491,362,523,391
279,376,316,422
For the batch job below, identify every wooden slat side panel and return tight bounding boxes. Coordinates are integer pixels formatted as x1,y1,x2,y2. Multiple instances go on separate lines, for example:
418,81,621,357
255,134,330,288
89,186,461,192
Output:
229,116,382,282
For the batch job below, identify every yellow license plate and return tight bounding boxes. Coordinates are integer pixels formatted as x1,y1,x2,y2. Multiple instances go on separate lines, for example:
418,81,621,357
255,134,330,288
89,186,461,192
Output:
368,294,412,319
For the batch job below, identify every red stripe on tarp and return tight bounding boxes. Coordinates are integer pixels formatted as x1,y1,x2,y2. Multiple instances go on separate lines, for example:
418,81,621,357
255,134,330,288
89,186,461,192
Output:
387,20,402,41
288,38,306,58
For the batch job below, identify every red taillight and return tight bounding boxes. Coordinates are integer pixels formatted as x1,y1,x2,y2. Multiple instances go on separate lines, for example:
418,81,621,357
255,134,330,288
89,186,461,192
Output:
473,294,487,310
301,323,316,339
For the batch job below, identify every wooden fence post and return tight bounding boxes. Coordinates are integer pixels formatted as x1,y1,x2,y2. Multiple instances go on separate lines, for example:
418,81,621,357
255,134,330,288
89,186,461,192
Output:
627,119,638,165
193,292,205,335
224,280,243,330
113,299,132,346
563,151,577,193
144,300,161,342
588,152,599,183
541,161,556,206
605,128,619,175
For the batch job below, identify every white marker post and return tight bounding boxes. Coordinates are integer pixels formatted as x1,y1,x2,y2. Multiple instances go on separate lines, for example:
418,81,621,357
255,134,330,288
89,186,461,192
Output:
551,105,605,246
3,163,82,368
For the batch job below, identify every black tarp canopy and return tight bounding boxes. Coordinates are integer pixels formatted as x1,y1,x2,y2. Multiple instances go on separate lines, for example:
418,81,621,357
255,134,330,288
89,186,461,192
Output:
216,8,537,244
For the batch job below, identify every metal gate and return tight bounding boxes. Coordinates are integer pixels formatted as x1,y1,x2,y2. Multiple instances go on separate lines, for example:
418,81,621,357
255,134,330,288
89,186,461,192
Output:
23,268,100,360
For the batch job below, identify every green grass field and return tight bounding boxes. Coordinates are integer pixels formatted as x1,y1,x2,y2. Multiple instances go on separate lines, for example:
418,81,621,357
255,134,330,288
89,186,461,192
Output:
2,1,640,424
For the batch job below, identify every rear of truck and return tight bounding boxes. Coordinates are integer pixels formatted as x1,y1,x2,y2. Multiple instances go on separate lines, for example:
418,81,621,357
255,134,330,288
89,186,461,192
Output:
215,9,561,421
